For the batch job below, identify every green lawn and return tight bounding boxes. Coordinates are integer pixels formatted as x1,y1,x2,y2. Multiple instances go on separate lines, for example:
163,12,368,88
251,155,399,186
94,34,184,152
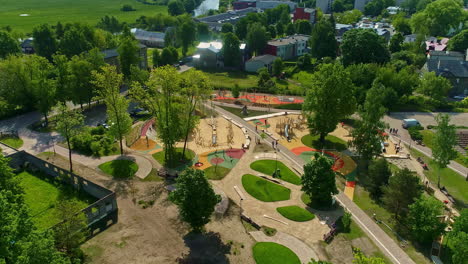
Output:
276,205,315,222
152,148,195,169
301,193,311,205
204,166,231,180
98,159,139,179
17,171,94,230
409,148,468,207
252,242,301,264
0,0,167,33
301,134,348,151
0,136,24,149
250,160,301,185
421,130,468,167
218,105,270,118
242,174,291,202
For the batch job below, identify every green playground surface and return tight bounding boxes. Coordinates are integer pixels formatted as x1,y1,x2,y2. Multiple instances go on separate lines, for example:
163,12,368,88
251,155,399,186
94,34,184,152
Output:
205,148,245,169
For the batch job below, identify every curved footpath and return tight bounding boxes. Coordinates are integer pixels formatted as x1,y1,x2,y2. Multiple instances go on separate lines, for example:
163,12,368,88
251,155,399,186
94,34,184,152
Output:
207,103,416,264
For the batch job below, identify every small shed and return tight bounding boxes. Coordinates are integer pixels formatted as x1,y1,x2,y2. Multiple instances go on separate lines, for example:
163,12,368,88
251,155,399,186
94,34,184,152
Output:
245,55,277,73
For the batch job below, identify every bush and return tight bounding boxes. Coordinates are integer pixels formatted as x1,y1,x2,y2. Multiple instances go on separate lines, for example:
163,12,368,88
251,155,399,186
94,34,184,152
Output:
70,127,116,156
232,84,240,98
408,126,423,141
120,4,136,11
341,212,352,232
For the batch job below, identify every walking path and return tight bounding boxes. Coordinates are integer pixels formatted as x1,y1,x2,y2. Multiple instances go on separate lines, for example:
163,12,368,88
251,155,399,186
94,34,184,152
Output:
250,231,317,264
208,103,416,264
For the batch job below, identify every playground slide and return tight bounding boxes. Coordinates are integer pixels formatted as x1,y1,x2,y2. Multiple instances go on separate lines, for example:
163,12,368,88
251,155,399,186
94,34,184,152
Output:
285,124,289,140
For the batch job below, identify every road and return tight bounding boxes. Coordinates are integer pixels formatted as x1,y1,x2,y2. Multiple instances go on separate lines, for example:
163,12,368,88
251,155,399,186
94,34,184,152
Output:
207,103,416,264
385,112,468,177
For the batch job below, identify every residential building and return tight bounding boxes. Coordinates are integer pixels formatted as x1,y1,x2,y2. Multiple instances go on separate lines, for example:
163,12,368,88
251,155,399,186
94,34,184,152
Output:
193,41,247,68
265,34,309,60
293,7,317,24
386,6,400,15
376,28,390,42
196,8,258,31
316,0,333,13
336,23,353,37
422,50,468,96
102,43,148,70
20,38,34,54
131,28,165,48
233,0,256,10
426,37,450,52
404,34,418,43
245,54,277,72
256,0,297,10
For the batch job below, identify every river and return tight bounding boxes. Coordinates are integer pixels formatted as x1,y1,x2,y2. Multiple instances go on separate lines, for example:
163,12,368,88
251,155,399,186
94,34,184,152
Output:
194,0,220,17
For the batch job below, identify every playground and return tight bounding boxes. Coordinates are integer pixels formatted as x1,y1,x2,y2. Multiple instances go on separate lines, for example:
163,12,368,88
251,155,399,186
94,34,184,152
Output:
214,92,304,105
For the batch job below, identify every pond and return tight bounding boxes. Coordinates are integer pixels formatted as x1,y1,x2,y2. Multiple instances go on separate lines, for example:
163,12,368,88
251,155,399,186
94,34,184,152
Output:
194,0,220,16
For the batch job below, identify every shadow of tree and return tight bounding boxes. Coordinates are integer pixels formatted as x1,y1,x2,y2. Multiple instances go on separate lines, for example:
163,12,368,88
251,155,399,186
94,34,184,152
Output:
177,231,231,264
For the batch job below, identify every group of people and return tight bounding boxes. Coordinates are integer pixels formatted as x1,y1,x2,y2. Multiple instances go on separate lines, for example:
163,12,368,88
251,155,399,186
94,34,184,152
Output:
389,128,399,134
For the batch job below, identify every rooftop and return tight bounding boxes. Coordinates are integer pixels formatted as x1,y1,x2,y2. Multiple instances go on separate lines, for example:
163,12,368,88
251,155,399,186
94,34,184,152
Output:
131,28,165,42
247,54,277,64
197,7,258,24
196,41,246,53
427,59,468,78
267,34,309,46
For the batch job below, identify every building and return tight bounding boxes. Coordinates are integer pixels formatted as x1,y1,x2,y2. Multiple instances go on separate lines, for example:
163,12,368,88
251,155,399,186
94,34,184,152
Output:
233,0,256,10
336,24,353,37
265,34,309,60
423,50,468,96
426,37,450,52
245,54,277,72
256,0,297,11
20,38,34,54
131,28,165,48
193,41,247,68
354,0,370,12
376,28,390,42
196,8,258,31
386,6,400,15
316,0,333,13
293,7,317,24
102,43,148,70
404,34,418,43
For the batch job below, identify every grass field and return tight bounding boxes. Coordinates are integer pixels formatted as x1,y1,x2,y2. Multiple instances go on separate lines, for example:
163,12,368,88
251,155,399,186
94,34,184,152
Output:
252,242,301,264
421,130,468,167
204,166,231,180
301,134,348,151
0,136,24,149
1,0,167,33
18,171,95,230
242,174,290,202
276,206,315,222
98,159,139,179
152,148,195,169
218,105,270,119
250,159,301,185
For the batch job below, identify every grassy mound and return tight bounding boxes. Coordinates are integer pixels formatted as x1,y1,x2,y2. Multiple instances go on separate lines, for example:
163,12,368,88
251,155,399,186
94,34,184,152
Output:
152,148,195,169
241,174,290,202
276,206,315,222
204,166,231,180
250,160,301,185
252,242,301,264
301,134,347,151
98,159,138,179
0,136,23,148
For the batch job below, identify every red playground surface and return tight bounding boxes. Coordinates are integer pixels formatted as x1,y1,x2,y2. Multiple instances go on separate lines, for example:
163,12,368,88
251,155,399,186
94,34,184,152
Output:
214,93,303,105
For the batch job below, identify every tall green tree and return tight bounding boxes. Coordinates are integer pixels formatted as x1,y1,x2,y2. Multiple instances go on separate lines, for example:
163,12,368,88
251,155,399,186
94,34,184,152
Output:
447,29,468,52
30,56,57,125
222,32,241,67
286,23,295,35
448,209,468,264
54,103,85,172
92,65,132,155
168,0,185,16
152,49,160,68
257,67,276,93
367,158,392,200
235,18,249,40
410,0,465,36
178,21,196,56
341,29,390,66
247,23,268,56
382,168,423,220
389,32,404,53
432,113,458,187
117,35,140,79
417,72,451,106
406,196,446,244
301,153,338,208
0,30,20,59
303,63,356,143
309,19,337,59
197,23,210,41
69,55,93,108
221,23,234,34
272,57,284,77
53,54,72,103
350,83,388,165
32,24,58,61
295,20,312,35
392,15,412,35
59,26,93,58
170,168,221,232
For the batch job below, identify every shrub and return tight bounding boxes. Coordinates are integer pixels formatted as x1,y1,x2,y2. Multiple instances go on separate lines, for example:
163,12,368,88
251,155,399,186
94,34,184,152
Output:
408,127,423,141
232,84,240,98
120,4,136,11
341,212,352,232
70,127,116,156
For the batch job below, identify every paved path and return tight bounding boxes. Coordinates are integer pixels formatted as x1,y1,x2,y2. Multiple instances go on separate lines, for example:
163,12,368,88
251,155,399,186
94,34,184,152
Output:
250,231,318,264
385,113,467,178
208,103,415,264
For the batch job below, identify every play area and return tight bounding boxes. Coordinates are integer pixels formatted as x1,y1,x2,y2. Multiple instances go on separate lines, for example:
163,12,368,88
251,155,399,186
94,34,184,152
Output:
214,92,304,105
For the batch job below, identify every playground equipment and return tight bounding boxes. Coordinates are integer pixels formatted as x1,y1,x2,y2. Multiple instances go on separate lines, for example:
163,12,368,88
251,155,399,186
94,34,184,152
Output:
276,117,296,140
209,116,218,147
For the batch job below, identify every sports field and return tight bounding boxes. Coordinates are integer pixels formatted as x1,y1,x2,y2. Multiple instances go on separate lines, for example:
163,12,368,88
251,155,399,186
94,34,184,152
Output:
0,0,167,33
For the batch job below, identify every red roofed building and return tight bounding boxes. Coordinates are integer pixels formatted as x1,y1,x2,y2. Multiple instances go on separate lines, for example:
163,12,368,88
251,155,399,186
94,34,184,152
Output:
293,7,317,24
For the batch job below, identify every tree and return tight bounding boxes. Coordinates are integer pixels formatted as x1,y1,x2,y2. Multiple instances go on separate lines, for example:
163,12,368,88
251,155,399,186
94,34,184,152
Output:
303,63,356,143
392,15,412,35
179,21,196,56
170,168,221,232
168,0,185,16
350,83,388,166
449,209,468,264
197,23,210,41
374,65,418,100
0,30,20,58
247,23,268,56
221,23,234,33
272,57,284,77
152,48,160,68
286,23,295,35
160,46,178,66
59,26,93,58
267,25,277,39
257,67,276,93
367,158,392,200
118,35,140,79
301,153,338,208
53,54,72,103
406,196,446,244
432,113,458,187
389,32,404,53
341,29,390,66
92,66,132,155
309,19,337,59
295,20,312,35
364,0,393,17
276,23,284,36
32,24,58,61
417,72,451,105
335,9,363,24
382,168,423,220
31,56,57,125
235,17,249,40
448,29,468,52
53,200,88,258
55,103,85,172
352,248,386,263
410,0,465,36
232,84,240,98
222,32,241,67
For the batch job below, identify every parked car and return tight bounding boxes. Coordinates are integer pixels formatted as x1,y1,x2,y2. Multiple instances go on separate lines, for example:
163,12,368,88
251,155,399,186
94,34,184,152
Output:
130,108,149,117
453,95,467,101
402,119,421,129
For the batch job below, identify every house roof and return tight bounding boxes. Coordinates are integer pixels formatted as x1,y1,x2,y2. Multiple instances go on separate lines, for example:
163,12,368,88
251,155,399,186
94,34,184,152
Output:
20,38,34,48
196,41,246,53
196,7,257,24
426,37,450,51
246,54,277,64
267,34,309,46
427,59,468,78
102,44,146,59
131,28,165,42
